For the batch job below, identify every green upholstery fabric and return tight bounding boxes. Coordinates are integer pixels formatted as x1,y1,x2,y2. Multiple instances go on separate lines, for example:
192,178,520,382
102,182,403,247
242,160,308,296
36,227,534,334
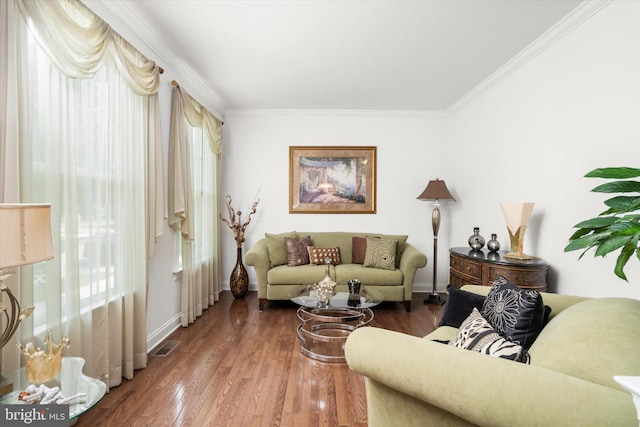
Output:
528,297,640,391
245,231,426,308
345,286,640,427
265,231,297,267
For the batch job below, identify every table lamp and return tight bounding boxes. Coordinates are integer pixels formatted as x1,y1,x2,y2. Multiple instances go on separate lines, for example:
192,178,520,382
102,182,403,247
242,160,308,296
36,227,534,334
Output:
0,204,54,395
500,202,535,260
417,179,456,305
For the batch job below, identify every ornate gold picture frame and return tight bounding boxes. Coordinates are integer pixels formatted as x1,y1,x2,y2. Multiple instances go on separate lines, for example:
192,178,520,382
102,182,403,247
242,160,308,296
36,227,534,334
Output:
289,146,377,214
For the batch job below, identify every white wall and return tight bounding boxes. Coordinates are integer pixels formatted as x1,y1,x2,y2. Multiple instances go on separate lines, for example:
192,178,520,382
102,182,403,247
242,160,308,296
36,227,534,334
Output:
445,0,639,299
221,1,640,300
220,110,447,291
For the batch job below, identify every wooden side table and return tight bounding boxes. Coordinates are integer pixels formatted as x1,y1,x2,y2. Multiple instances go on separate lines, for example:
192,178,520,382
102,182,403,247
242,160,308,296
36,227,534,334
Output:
449,247,548,291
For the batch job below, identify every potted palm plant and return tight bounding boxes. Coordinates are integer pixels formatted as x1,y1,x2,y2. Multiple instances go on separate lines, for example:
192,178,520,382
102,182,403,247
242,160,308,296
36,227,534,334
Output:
565,167,640,281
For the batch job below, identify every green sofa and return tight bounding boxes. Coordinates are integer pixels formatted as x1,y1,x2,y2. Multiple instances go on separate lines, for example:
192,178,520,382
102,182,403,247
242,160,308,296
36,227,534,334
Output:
244,231,427,311
345,285,640,426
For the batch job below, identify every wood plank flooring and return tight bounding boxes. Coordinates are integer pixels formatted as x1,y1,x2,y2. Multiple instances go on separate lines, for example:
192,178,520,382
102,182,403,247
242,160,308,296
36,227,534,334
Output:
75,291,445,427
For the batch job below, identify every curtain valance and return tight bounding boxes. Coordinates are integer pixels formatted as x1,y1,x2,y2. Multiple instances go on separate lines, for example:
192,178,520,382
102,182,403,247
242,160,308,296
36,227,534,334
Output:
16,0,161,95
178,86,223,154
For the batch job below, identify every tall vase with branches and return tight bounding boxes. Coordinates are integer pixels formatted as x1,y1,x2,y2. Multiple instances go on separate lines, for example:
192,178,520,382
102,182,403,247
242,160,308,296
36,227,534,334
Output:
221,195,259,298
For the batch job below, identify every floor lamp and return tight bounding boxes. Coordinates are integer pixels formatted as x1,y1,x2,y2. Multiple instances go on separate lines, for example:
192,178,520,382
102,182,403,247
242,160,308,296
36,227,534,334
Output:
0,204,54,396
417,179,456,305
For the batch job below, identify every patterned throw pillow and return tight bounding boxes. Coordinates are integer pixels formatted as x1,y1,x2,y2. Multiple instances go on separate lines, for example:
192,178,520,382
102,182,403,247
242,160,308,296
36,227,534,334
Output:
307,246,341,265
284,236,311,267
363,238,397,270
450,308,530,363
481,276,545,349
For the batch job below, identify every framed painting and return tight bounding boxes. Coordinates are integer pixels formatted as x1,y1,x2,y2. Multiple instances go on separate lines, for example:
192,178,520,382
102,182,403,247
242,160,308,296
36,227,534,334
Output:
289,146,377,214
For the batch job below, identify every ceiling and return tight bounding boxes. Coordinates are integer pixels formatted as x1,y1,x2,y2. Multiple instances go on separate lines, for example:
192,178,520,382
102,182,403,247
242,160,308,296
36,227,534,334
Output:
100,0,584,111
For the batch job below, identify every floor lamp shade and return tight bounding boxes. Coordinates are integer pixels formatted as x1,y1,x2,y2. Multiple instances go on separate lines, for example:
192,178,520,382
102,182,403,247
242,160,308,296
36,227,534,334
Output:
417,179,455,305
0,204,54,269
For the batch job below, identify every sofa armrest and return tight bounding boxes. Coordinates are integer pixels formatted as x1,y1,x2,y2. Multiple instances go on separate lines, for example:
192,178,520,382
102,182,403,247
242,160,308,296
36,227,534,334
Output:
245,238,270,299
398,243,427,299
345,327,636,427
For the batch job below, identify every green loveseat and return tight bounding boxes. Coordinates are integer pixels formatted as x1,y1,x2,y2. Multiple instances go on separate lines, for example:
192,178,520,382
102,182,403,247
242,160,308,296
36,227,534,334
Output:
345,285,640,426
244,231,427,311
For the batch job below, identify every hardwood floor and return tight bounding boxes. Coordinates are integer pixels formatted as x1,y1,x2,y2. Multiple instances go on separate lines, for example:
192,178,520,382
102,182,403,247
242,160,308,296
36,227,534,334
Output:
76,291,445,427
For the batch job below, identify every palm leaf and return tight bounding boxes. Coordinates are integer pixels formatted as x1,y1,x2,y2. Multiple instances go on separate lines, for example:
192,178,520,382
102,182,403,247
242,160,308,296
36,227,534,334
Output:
585,167,640,179
591,181,640,194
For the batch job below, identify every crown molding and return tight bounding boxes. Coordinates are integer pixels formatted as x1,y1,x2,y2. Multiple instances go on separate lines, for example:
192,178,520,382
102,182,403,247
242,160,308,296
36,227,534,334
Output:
82,0,227,120
224,108,447,118
446,0,613,114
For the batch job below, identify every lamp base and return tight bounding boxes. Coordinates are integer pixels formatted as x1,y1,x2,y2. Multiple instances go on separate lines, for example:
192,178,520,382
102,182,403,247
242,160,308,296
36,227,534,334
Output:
424,292,446,305
0,374,12,397
503,251,532,260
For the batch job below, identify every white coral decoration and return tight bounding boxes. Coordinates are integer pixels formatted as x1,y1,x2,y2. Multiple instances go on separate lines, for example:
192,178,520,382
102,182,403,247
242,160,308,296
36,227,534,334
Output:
23,384,86,405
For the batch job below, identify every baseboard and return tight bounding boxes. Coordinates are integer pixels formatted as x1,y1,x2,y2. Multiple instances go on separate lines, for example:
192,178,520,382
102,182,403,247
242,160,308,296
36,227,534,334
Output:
146,313,182,354
412,283,448,293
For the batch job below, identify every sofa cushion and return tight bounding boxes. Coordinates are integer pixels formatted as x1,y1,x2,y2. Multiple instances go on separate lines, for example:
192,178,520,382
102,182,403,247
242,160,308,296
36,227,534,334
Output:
265,231,297,267
528,297,640,392
268,264,333,285
363,238,397,270
307,246,341,265
481,276,545,349
335,264,403,285
284,236,311,266
439,285,486,328
352,236,367,264
450,308,529,363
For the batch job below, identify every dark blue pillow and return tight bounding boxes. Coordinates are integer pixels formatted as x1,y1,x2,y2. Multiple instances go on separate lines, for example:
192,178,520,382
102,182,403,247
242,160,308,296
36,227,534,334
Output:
438,285,486,328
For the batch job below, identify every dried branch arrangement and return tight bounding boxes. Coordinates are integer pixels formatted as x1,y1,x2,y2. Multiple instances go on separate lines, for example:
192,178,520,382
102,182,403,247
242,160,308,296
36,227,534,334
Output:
221,195,259,247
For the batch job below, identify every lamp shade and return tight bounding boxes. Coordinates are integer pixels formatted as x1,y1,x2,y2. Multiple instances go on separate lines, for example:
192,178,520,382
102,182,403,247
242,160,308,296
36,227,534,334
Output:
417,179,456,201
0,204,54,269
500,202,535,233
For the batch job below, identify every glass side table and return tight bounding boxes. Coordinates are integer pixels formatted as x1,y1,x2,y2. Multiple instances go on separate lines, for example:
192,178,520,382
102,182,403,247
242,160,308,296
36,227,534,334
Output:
289,285,382,363
0,357,106,423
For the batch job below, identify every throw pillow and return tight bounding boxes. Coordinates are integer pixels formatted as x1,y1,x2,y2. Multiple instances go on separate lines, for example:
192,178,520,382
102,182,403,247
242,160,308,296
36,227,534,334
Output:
450,308,530,363
438,285,486,328
481,276,545,349
265,231,297,267
363,238,397,270
373,234,408,267
284,236,311,267
307,246,341,265
351,236,367,264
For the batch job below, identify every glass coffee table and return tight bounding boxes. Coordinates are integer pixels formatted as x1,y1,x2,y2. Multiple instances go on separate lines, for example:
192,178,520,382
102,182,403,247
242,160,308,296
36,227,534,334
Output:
0,357,106,424
289,285,382,363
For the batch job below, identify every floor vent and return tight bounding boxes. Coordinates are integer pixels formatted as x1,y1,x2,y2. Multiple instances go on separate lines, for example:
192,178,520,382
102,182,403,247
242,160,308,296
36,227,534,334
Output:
152,340,180,357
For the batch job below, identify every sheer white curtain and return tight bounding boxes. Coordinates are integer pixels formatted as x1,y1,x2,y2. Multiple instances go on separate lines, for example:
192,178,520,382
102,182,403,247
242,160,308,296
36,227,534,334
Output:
169,86,221,326
1,0,163,388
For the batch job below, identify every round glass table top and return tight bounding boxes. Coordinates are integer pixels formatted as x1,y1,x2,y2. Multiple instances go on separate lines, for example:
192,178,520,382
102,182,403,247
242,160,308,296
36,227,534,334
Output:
0,357,106,421
289,285,382,309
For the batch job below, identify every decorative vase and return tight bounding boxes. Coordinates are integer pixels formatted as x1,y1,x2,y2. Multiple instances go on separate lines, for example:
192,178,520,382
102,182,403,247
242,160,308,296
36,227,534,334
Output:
314,259,337,308
487,233,500,252
230,247,249,299
468,227,485,251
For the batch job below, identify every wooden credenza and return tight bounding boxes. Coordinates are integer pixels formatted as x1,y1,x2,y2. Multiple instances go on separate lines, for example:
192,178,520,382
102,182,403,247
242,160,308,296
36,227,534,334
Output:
449,247,548,291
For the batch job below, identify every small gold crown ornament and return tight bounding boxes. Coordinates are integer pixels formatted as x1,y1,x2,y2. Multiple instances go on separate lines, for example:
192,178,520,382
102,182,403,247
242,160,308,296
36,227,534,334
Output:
18,330,70,384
